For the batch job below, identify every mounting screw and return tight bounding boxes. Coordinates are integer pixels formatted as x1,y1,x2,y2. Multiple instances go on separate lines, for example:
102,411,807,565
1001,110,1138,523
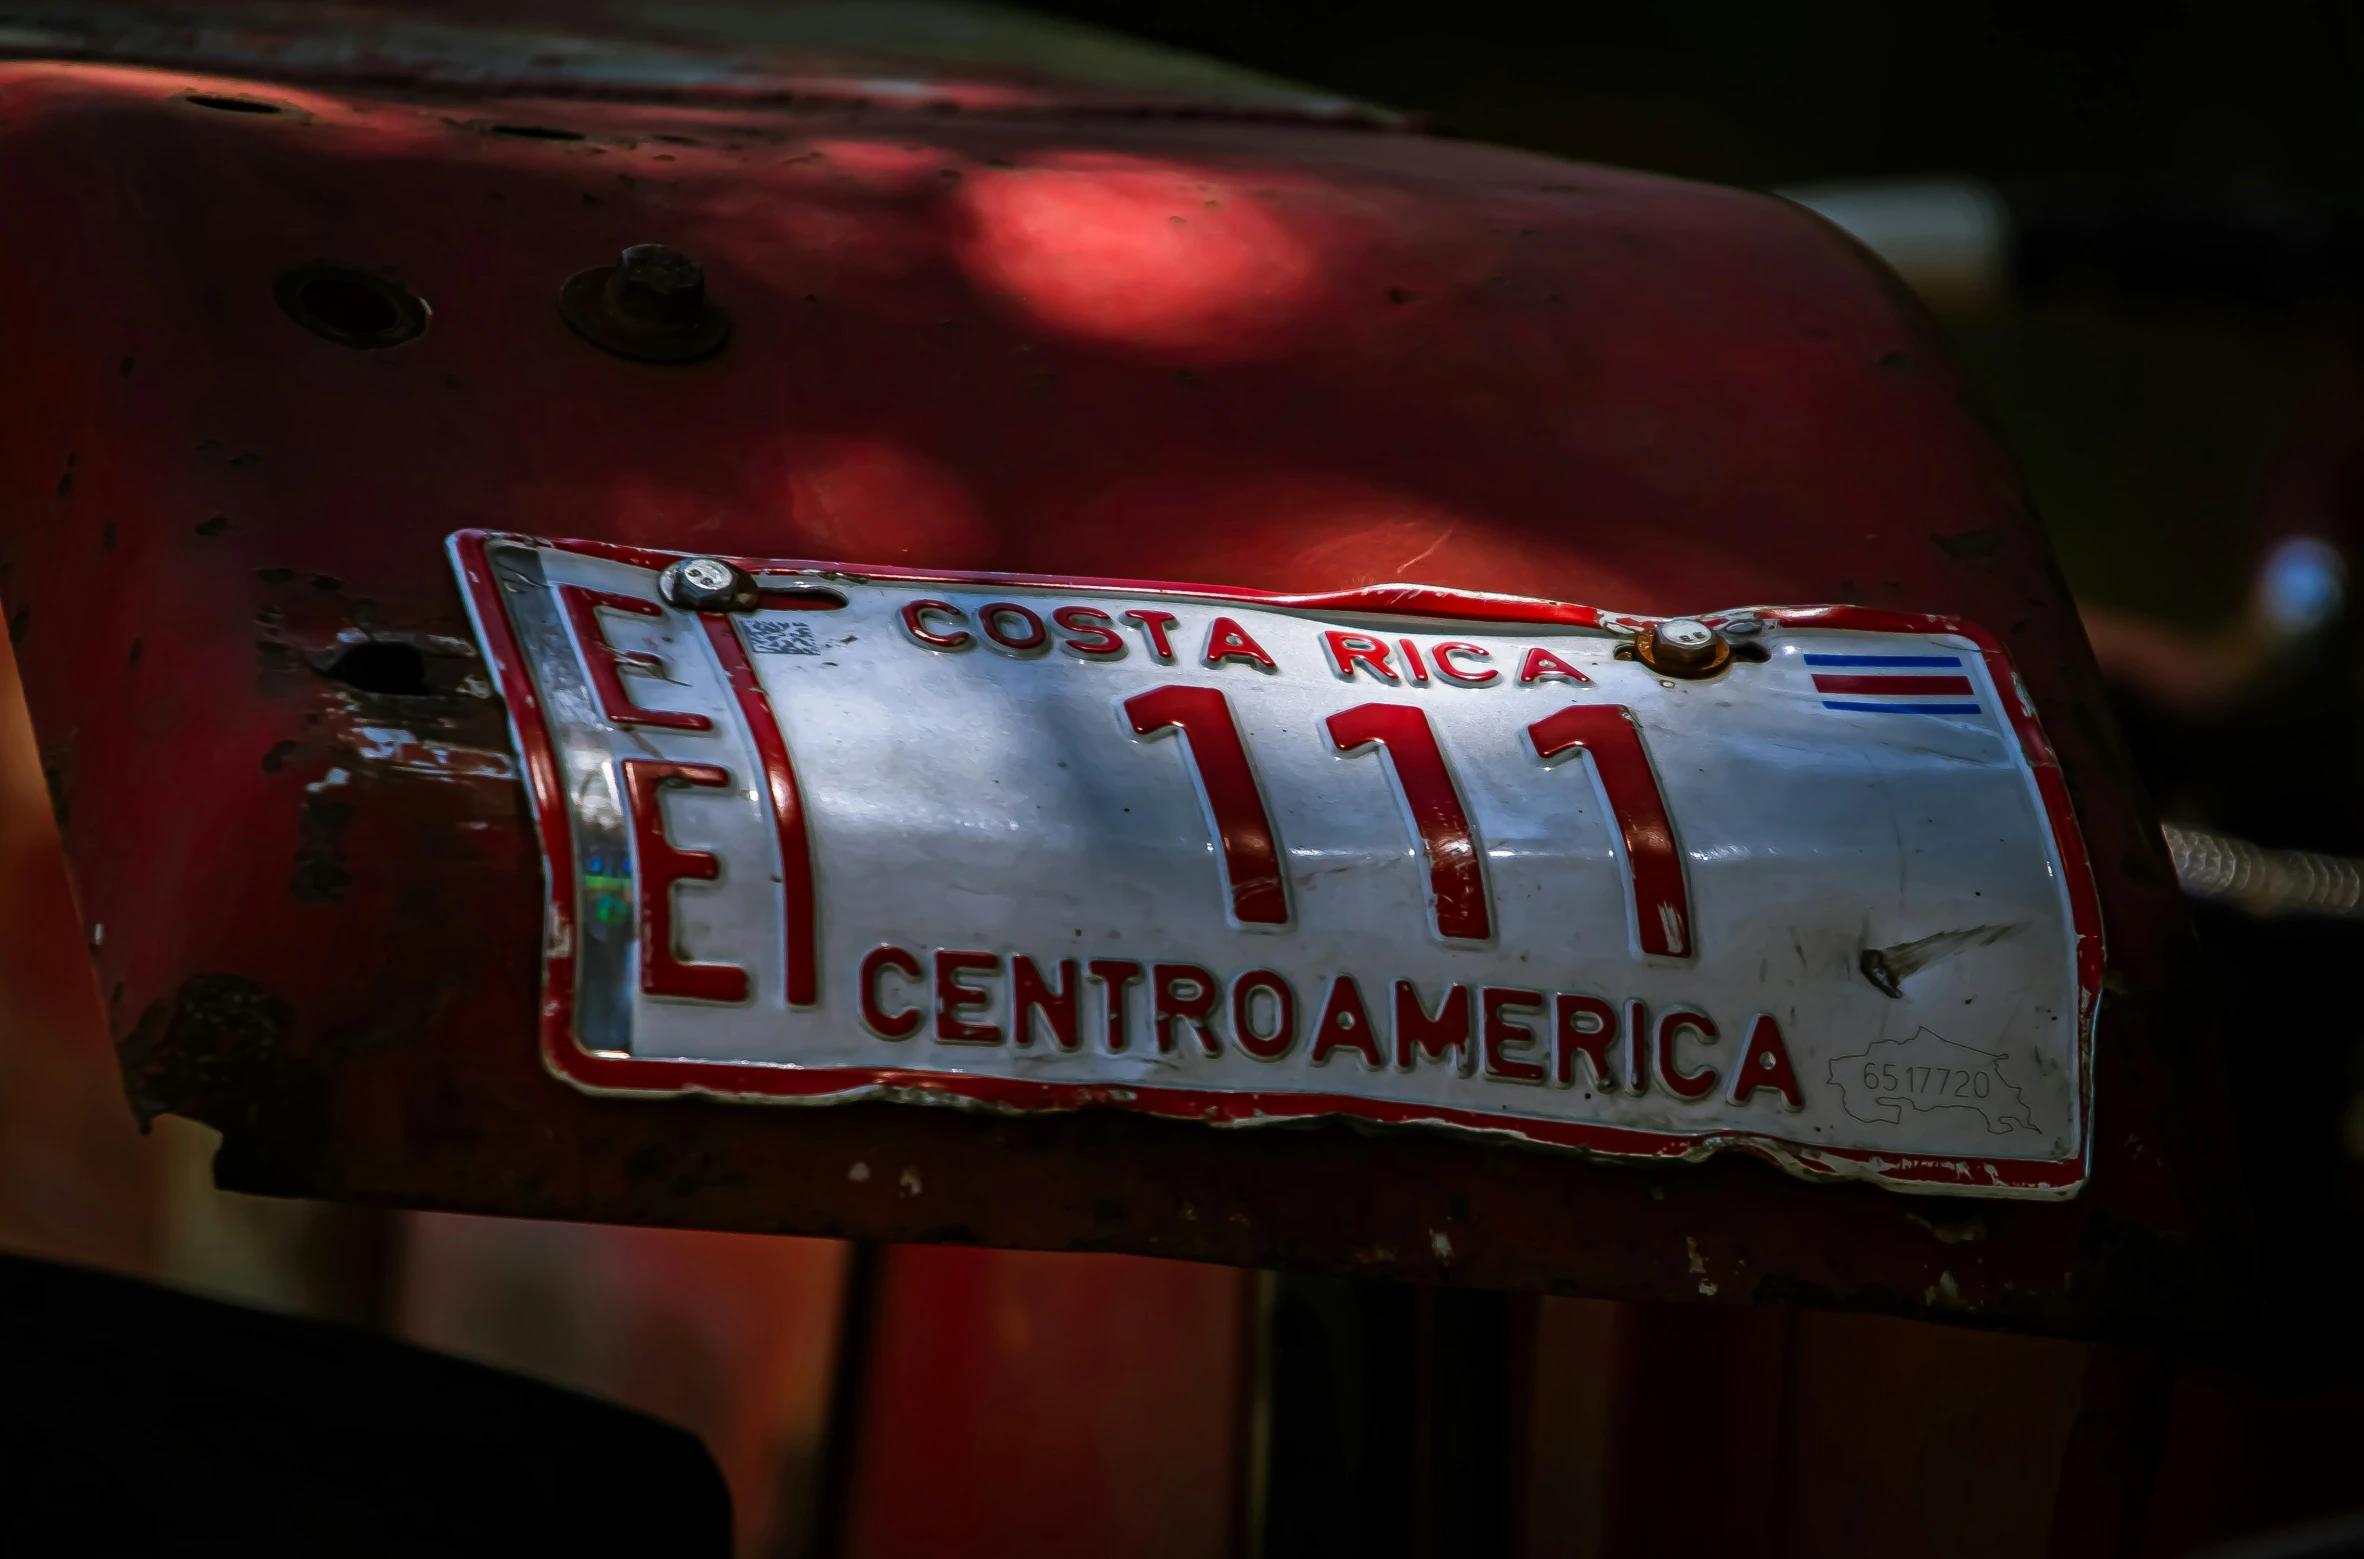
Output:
659,556,758,612
560,243,731,363
1633,617,1732,678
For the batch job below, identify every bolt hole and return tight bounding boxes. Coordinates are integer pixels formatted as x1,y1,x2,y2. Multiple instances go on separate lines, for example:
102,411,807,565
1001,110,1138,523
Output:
325,642,429,696
490,123,585,141
300,278,398,337
762,587,849,610
182,93,283,115
275,263,429,350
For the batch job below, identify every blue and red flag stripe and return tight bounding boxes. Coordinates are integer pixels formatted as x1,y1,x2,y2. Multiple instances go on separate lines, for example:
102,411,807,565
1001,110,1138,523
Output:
1804,653,1981,715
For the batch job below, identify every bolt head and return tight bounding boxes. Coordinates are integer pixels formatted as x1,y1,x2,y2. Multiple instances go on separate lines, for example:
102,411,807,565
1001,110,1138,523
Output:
608,244,707,328
562,242,730,363
1635,617,1729,677
659,556,757,613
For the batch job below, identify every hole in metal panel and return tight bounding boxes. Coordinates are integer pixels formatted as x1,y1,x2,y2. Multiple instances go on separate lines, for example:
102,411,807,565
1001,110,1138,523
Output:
757,587,850,610
181,93,284,115
275,263,429,350
489,123,585,141
325,642,430,697
299,278,398,337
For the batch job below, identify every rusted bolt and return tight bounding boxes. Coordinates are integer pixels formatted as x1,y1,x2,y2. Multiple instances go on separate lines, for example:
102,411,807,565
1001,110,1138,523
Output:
1633,617,1731,678
560,243,730,363
659,555,757,612
612,245,706,327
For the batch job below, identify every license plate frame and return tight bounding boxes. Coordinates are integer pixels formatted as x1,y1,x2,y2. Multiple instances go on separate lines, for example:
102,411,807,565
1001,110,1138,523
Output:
452,530,2101,1200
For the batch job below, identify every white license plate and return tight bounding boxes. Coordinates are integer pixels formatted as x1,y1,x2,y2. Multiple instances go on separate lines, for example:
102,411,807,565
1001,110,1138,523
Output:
452,532,2099,1199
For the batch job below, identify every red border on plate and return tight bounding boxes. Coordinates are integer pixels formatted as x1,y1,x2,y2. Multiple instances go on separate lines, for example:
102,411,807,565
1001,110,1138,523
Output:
451,530,2102,1198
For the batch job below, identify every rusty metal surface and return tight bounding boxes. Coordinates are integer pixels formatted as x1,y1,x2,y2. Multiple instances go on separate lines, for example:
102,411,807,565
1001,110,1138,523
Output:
0,32,2245,1333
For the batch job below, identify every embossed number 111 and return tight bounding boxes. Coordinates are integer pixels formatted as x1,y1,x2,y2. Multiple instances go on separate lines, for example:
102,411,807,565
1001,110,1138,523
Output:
1122,688,1691,959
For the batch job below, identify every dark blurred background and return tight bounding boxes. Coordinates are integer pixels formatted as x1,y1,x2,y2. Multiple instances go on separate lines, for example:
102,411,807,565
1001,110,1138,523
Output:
1036,0,2364,191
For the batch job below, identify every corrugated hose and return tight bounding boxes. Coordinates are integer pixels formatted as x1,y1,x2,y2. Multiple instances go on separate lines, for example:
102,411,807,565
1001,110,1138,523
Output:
2163,821,2364,918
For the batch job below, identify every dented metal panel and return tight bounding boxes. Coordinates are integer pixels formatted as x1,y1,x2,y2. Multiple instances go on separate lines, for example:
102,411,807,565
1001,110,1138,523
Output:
0,37,2244,1330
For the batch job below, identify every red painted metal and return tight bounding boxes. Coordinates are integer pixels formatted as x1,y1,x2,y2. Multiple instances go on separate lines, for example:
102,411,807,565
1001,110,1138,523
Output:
842,1246,1248,1559
0,35,2244,1330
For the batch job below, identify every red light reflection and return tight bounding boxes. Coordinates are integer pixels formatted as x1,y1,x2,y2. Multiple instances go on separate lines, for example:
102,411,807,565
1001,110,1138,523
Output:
958,154,1319,359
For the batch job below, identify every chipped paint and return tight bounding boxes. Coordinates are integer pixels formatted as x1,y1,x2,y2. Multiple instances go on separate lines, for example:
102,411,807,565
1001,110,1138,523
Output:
1687,1236,1718,1295
350,726,516,781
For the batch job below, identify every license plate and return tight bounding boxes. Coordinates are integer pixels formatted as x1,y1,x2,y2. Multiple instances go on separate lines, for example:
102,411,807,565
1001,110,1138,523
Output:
452,532,2098,1198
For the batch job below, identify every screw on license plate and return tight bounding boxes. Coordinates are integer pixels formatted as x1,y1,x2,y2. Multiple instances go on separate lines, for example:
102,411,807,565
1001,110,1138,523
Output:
659,556,758,612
